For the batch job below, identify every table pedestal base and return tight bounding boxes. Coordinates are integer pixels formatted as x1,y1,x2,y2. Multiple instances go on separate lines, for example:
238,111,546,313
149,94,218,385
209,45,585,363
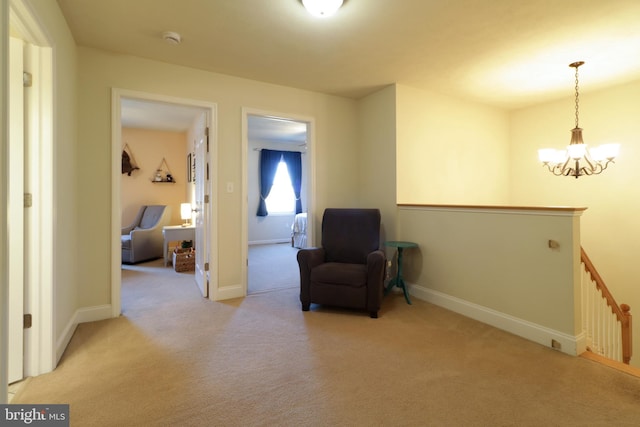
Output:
384,276,411,304
384,245,413,304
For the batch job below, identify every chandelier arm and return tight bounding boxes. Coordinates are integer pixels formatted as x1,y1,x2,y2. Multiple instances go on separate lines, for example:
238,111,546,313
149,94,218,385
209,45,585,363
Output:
550,165,565,176
581,153,596,170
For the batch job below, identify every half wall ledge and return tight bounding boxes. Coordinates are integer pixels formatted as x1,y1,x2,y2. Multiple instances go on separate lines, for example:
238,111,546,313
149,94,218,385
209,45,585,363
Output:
398,203,588,214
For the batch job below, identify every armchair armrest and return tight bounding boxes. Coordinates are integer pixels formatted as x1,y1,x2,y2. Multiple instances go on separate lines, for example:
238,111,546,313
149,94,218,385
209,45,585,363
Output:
297,247,325,272
366,249,386,314
367,250,386,279
121,206,146,235
128,227,164,261
297,247,325,310
121,224,135,235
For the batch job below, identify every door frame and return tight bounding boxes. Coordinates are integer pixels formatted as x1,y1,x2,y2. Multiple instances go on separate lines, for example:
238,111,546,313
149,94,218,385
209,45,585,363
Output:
5,0,56,385
241,108,316,296
111,89,218,314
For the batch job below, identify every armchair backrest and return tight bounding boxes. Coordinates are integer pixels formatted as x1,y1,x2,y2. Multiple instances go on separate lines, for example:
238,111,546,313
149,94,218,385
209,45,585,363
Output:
322,208,381,264
139,205,169,229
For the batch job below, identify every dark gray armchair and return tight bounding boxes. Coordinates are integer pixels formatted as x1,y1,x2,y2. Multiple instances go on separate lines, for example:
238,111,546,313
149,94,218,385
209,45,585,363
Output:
297,208,386,318
121,205,172,264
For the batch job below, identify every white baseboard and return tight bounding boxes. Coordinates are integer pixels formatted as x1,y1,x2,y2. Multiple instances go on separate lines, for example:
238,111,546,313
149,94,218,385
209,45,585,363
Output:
213,284,245,301
409,285,582,356
249,239,290,246
56,304,113,363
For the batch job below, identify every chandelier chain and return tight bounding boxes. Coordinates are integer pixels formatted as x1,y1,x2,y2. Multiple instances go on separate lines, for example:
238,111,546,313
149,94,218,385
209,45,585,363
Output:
574,65,580,128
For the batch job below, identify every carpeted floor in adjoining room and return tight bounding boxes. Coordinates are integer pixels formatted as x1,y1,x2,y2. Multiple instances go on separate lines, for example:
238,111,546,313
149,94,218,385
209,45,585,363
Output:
248,242,300,294
12,259,640,426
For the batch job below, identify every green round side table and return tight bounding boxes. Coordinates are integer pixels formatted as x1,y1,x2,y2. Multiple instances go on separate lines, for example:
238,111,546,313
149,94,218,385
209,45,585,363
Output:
384,241,418,304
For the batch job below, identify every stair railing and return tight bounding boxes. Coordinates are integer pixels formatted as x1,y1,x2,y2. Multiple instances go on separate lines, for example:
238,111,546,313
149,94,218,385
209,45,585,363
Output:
581,247,632,364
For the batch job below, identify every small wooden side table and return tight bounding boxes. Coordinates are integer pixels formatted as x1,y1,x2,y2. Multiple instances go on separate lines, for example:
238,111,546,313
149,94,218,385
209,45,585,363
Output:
384,241,418,304
162,225,196,266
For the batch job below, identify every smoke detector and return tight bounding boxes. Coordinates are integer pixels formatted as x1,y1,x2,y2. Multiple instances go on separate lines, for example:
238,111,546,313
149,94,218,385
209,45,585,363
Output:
162,31,182,45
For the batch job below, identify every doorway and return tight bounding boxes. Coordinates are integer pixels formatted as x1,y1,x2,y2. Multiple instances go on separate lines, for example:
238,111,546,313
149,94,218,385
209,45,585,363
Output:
111,89,217,314
242,110,315,295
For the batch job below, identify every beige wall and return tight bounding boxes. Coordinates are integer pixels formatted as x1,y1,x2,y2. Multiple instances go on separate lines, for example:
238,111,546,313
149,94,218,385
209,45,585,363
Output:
509,79,640,366
357,85,398,245
76,46,360,306
121,128,189,226
395,84,510,205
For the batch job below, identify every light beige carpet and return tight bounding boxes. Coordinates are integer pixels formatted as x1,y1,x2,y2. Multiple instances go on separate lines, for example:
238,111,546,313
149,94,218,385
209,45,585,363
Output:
248,243,299,294
12,262,640,426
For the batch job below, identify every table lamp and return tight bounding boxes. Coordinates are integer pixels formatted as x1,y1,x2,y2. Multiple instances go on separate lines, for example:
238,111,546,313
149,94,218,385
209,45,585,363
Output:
180,203,192,227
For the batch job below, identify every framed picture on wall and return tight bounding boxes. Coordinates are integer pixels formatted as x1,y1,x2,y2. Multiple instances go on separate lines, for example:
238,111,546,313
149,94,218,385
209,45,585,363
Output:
187,153,192,182
192,153,196,184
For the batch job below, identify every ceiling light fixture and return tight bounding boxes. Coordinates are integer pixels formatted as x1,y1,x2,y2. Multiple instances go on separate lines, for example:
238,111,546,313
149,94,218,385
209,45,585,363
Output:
302,0,344,18
538,61,619,179
162,31,182,45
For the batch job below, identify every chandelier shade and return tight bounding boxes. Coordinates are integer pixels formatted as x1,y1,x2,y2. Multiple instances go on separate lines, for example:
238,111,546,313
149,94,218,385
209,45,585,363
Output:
538,61,619,178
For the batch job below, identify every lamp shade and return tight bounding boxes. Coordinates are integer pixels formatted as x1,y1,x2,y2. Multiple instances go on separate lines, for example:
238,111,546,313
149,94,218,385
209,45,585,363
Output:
181,203,192,221
566,143,587,160
538,149,557,163
599,143,620,160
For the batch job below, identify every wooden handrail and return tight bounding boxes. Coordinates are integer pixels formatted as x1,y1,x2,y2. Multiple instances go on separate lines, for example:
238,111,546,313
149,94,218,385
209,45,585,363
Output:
581,247,632,364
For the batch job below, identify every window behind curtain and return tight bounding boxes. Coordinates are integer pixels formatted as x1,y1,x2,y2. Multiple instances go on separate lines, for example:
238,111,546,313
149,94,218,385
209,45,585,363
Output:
265,160,295,214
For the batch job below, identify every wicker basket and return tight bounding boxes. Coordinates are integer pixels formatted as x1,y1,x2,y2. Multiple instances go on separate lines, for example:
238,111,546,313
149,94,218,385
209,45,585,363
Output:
173,248,195,272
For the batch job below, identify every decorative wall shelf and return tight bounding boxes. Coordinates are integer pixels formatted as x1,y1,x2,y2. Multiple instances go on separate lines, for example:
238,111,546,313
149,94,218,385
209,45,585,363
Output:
151,157,176,183
122,143,140,176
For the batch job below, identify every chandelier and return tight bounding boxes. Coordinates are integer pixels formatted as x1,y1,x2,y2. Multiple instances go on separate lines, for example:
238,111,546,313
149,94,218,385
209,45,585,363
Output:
538,61,619,178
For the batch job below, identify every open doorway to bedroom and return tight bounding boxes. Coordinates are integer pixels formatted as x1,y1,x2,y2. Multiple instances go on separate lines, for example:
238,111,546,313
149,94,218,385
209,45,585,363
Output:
245,112,313,295
118,98,206,307
112,89,217,316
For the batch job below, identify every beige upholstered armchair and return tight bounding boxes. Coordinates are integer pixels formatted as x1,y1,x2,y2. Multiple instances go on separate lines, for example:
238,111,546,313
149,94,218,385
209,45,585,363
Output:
121,205,172,264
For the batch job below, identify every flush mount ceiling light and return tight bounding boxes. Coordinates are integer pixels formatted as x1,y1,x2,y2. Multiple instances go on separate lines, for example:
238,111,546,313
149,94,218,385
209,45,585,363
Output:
302,0,344,17
162,31,182,45
538,61,620,178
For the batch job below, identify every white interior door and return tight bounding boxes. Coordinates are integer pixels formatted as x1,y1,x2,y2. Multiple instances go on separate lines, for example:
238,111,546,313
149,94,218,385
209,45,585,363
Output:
194,113,209,297
8,36,25,384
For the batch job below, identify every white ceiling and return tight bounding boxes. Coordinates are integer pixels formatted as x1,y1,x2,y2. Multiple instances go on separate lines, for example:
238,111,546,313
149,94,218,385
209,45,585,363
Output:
121,98,207,132
247,115,308,143
121,97,308,142
121,98,308,143
60,0,640,129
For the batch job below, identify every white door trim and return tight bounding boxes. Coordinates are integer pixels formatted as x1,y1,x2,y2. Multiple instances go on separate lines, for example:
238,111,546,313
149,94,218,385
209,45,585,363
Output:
1,0,10,402
241,108,316,296
24,41,55,375
8,0,56,379
111,89,218,314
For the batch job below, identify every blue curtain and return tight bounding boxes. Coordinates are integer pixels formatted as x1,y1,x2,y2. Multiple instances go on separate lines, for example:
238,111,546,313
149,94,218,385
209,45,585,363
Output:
282,151,303,214
257,149,282,216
